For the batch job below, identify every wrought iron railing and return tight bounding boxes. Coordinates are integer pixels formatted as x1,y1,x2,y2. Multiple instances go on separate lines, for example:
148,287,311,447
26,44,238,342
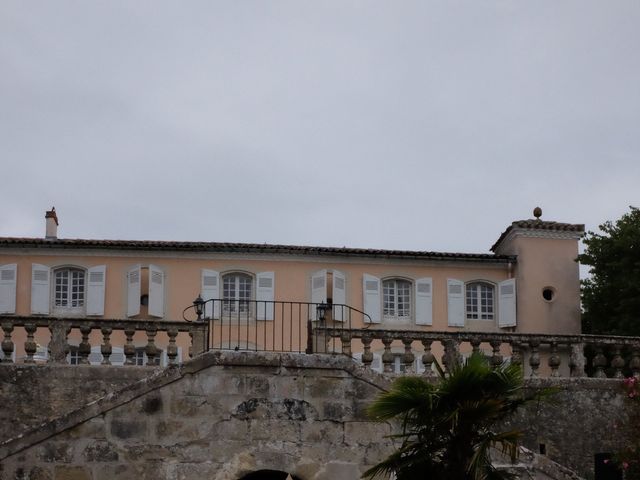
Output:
182,299,372,354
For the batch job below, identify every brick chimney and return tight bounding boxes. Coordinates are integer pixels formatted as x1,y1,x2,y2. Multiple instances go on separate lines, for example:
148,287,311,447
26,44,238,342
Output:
45,207,58,239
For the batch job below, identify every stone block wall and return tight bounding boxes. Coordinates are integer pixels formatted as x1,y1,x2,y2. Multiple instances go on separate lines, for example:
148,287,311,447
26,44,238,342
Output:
1,352,638,480
0,353,396,480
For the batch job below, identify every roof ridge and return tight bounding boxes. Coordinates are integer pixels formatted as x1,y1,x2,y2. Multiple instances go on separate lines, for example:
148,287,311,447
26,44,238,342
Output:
0,237,515,262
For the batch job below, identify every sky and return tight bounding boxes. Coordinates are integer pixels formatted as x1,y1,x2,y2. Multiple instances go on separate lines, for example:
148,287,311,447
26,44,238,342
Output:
1,1,639,254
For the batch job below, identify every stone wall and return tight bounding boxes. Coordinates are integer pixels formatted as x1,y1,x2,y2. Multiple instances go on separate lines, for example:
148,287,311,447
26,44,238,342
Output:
508,378,636,480
0,352,637,480
0,353,396,480
0,365,152,434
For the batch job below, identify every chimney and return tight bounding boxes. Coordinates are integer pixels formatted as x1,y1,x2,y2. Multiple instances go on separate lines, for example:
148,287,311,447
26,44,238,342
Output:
45,207,58,239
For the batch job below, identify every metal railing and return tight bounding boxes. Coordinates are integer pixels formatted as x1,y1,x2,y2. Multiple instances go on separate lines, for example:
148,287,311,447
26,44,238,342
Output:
182,299,372,354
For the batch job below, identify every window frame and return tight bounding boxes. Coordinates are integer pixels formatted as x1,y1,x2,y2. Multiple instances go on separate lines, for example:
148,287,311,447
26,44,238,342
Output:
221,271,255,317
382,277,413,322
52,266,87,315
465,281,496,321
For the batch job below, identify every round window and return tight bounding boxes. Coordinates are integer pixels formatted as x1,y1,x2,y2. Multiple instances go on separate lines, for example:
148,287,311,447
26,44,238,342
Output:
542,287,556,302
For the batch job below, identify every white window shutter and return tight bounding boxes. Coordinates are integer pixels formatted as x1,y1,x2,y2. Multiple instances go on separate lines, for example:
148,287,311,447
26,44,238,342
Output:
310,269,327,320
363,274,381,323
31,264,50,315
201,269,220,319
498,278,517,328
0,264,17,314
447,279,465,327
415,277,433,325
148,264,164,318
256,271,275,321
332,270,346,322
127,265,141,317
86,265,106,316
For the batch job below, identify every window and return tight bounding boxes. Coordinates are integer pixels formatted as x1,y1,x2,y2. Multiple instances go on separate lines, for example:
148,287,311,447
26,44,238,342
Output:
383,279,412,320
465,282,495,320
54,268,86,311
223,273,253,314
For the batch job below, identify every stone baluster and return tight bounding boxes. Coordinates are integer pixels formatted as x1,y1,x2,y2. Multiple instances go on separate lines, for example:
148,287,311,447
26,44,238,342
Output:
24,323,37,364
124,326,136,365
510,341,523,368
340,331,352,357
470,338,482,356
401,337,415,374
381,336,394,373
443,339,460,374
592,346,608,378
548,342,560,377
569,342,586,378
1,321,14,363
167,328,179,365
528,340,540,377
490,339,503,368
630,345,640,380
361,334,373,368
145,326,159,366
48,321,69,364
421,339,435,377
610,345,625,379
100,327,113,365
78,325,92,365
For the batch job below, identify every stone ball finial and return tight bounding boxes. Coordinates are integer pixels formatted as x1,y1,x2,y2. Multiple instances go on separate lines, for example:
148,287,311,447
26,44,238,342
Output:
533,206,542,219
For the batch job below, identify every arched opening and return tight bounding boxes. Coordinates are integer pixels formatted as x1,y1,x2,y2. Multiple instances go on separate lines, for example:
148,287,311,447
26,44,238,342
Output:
239,470,302,480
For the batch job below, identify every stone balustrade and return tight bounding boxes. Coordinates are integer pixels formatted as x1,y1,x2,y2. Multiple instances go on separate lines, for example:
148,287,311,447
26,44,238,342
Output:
0,315,207,366
317,327,640,379
3,313,640,379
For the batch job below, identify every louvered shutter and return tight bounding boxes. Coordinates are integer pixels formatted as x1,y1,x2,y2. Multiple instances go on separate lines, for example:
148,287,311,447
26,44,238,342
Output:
201,269,220,319
31,264,50,315
447,279,465,327
363,274,381,323
0,264,17,314
415,277,433,325
127,265,141,317
498,278,517,328
310,270,327,320
332,270,346,322
86,265,106,316
148,264,164,318
256,271,275,321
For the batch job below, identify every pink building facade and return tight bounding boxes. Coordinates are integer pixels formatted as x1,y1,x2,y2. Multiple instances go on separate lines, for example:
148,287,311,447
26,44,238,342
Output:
0,208,584,366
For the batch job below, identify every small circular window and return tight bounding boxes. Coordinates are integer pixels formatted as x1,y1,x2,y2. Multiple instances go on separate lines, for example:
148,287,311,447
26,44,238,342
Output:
542,287,556,302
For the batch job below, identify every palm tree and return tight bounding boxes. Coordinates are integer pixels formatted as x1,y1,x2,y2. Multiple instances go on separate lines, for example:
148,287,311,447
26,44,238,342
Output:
363,353,531,480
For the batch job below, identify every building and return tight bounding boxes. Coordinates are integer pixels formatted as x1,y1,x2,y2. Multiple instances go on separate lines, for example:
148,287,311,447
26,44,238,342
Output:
0,208,584,367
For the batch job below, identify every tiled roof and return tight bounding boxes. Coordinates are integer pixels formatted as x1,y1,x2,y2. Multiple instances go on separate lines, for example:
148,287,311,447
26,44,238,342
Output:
0,237,515,263
491,220,585,252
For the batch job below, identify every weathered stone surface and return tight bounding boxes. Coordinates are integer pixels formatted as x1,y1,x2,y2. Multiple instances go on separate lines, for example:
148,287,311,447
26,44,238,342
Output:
82,440,119,462
36,443,73,463
0,351,633,479
109,419,146,440
0,365,151,438
52,466,90,480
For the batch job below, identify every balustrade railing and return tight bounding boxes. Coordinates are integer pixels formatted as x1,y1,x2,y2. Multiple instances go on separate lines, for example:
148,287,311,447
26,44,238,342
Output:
0,316,206,366
2,311,640,379
315,327,640,379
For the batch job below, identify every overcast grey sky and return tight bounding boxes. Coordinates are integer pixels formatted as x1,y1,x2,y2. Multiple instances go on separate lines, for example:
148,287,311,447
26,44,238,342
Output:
1,1,638,253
